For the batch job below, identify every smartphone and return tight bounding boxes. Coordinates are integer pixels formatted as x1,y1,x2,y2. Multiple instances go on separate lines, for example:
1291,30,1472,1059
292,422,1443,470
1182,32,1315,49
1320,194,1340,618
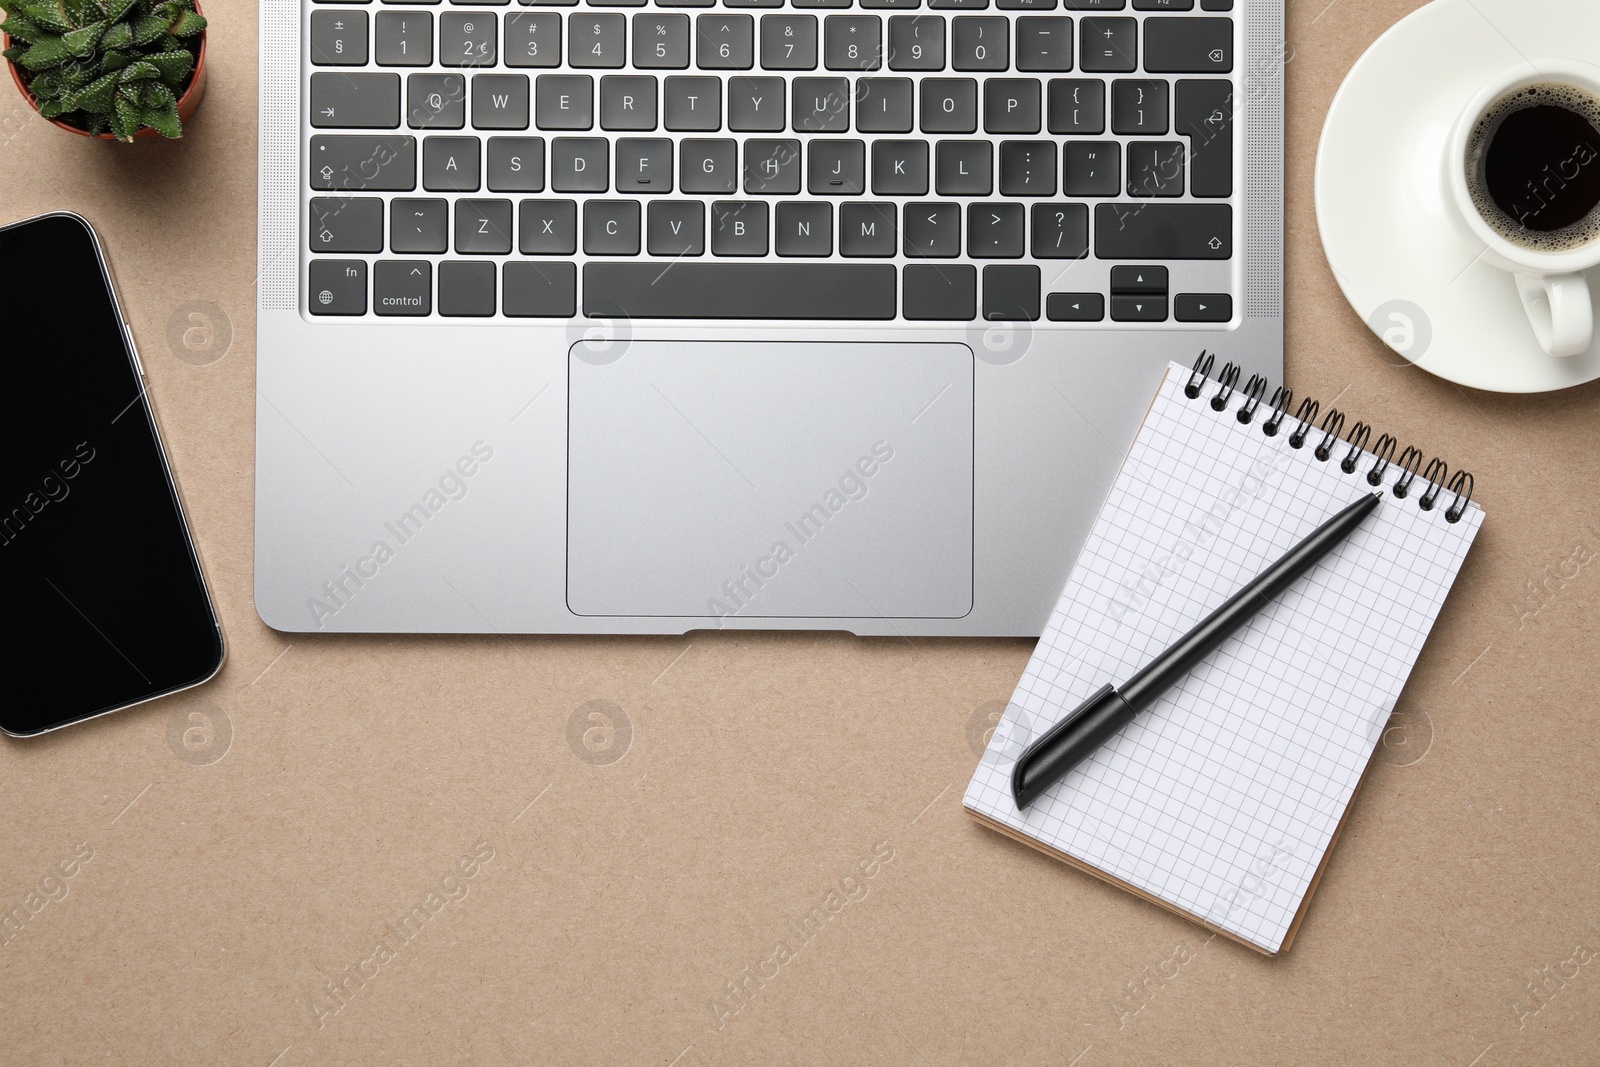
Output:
0,212,224,736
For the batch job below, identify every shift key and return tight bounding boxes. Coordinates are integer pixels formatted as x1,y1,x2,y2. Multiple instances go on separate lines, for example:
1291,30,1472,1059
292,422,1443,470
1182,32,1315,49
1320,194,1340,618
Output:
311,72,401,128
1095,203,1231,259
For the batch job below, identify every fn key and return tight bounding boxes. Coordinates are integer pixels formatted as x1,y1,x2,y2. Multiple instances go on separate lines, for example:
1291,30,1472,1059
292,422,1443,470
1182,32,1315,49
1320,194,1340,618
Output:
308,260,367,315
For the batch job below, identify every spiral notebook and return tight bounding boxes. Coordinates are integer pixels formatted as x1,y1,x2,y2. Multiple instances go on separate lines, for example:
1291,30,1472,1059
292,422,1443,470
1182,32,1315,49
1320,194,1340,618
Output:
964,358,1484,955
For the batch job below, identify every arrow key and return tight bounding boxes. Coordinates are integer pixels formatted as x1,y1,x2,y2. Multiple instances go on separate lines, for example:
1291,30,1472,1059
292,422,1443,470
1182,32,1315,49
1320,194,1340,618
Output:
1174,292,1232,322
1110,294,1168,322
1045,292,1105,322
1109,264,1167,293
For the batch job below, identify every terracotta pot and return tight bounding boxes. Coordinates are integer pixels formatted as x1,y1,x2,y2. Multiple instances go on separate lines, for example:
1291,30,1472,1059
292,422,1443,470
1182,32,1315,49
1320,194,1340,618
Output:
4,2,207,141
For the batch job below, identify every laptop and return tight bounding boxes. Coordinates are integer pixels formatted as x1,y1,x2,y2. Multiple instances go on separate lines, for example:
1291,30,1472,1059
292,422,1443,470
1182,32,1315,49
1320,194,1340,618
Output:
256,0,1283,636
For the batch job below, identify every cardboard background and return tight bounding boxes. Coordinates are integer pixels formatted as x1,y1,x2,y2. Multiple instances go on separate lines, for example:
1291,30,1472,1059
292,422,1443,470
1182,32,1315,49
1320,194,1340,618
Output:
2,0,1597,1062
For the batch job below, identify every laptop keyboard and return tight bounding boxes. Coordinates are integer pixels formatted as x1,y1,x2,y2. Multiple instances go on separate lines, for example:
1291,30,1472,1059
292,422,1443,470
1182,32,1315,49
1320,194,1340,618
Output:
302,0,1238,323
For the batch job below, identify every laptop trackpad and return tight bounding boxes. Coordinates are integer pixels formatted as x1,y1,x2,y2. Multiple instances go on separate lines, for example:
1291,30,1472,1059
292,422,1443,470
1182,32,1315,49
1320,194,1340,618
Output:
567,341,973,620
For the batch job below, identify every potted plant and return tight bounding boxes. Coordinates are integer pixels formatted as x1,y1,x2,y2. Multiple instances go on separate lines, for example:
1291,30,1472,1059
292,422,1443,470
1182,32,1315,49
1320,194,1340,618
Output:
2,0,206,141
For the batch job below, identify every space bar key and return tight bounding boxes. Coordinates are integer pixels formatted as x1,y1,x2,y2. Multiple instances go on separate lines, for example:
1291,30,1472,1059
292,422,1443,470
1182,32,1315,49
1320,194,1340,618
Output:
583,263,897,320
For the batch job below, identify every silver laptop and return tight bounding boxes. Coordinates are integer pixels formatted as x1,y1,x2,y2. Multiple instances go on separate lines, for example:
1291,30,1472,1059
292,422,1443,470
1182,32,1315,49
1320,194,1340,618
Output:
256,0,1283,636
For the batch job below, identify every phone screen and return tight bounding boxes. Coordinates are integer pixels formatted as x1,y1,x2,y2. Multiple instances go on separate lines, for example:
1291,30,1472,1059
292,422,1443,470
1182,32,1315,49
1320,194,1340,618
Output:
0,214,223,735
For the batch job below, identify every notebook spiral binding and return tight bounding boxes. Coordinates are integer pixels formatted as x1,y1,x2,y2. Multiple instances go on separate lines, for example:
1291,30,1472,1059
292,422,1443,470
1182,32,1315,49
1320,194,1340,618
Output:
1183,352,1476,524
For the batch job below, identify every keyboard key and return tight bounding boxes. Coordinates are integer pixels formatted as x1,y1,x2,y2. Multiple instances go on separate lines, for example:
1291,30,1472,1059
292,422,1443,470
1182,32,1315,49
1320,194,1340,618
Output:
903,262,975,319
680,138,739,191
983,263,1039,319
697,14,755,68
793,77,851,131
1127,140,1183,196
855,78,913,131
1047,78,1104,132
903,201,960,256
887,14,943,70
1062,0,1124,6
440,11,496,65
1174,292,1231,321
999,0,1056,7
438,260,496,315
808,138,865,193
928,0,989,8
984,78,1041,133
968,202,1025,256
375,10,432,65
454,198,513,252
1143,16,1230,72
1030,202,1087,257
934,139,991,194
1079,16,1134,72
391,197,449,251
1175,78,1232,196
862,0,922,7
408,73,467,127
634,12,690,67
647,199,705,254
1134,0,1192,8
1110,265,1165,291
310,196,385,252
616,137,673,190
742,138,801,192
308,260,367,315
1110,78,1167,134
664,75,722,129
728,76,786,130
1094,202,1230,258
473,74,530,128
582,263,896,317
423,134,481,189
998,140,1055,195
871,140,927,194
373,260,432,316
584,200,643,253
519,198,578,252
761,15,819,69
920,78,977,132
726,0,784,8
951,16,1007,70
793,0,853,8
600,74,658,128
551,136,609,190
838,199,902,254
311,9,370,65
488,135,544,190
504,261,576,316
1015,15,1071,70
535,74,594,128
570,12,626,66
711,200,769,254
775,201,833,255
505,10,559,66
312,72,401,128
1110,293,1165,320
824,15,882,71
1062,139,1118,195
1046,292,1103,320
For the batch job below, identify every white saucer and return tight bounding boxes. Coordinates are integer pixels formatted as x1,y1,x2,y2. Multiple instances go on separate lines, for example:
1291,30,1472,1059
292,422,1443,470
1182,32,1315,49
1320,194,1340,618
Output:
1315,0,1600,393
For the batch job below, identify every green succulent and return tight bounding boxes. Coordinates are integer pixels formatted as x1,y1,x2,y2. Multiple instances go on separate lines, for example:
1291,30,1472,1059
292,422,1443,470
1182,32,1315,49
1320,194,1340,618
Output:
1,0,206,141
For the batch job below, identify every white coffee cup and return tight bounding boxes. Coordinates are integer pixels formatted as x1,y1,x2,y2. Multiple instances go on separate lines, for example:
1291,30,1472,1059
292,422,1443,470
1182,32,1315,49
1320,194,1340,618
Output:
1445,59,1600,358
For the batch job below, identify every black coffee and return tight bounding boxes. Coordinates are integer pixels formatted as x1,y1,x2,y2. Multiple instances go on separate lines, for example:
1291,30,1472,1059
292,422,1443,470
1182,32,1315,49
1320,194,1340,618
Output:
1467,83,1600,252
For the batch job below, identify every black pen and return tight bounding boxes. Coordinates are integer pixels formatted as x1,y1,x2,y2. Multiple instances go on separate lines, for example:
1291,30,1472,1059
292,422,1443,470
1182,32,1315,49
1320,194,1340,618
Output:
1011,492,1385,810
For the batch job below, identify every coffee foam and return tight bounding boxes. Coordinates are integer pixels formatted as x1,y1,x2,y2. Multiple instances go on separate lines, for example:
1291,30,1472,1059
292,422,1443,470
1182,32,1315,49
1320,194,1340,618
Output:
1466,82,1600,253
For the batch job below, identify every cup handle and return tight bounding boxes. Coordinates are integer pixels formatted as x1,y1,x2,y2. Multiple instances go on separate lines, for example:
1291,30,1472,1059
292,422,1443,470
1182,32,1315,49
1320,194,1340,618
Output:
1515,271,1594,358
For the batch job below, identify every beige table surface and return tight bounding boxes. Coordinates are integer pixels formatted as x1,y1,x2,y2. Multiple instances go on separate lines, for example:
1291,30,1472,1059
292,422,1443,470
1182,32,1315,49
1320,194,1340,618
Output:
3,0,1598,1063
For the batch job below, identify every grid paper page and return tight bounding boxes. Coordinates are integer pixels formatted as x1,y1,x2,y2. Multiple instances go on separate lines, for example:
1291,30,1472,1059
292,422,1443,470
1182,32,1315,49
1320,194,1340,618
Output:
963,363,1484,953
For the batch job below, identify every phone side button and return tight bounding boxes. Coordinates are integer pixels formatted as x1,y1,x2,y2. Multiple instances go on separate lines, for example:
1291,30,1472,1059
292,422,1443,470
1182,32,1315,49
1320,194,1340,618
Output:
124,322,146,379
